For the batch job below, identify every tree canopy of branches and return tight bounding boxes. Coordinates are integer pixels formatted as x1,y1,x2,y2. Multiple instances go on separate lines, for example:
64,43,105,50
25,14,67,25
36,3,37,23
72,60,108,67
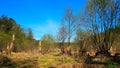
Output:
62,7,80,45
82,0,120,55
56,22,67,49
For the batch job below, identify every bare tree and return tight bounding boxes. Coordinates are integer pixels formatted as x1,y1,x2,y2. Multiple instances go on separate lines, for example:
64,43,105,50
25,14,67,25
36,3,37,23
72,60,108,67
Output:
82,0,120,55
57,22,67,44
57,22,67,54
63,7,80,45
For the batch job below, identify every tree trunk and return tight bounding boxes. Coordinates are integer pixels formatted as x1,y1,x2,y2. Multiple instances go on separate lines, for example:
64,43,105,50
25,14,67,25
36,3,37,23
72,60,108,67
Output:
68,20,70,46
6,34,15,55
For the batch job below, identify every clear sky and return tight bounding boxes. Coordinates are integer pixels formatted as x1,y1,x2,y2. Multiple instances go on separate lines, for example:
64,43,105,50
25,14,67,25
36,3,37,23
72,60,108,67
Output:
0,0,86,40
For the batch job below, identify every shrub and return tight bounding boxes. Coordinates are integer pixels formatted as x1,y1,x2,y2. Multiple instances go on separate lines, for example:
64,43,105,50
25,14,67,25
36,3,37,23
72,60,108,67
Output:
0,55,11,65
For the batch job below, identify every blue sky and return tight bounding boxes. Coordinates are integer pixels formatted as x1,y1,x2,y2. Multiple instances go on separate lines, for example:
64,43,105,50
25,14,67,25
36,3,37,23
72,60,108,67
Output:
0,0,86,40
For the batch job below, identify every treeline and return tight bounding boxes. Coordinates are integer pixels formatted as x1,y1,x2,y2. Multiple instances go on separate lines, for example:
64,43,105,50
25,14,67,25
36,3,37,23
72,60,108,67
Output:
0,15,38,52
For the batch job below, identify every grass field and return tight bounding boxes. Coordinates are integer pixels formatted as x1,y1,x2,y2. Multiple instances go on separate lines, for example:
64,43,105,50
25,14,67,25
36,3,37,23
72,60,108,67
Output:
0,52,76,68
0,52,120,68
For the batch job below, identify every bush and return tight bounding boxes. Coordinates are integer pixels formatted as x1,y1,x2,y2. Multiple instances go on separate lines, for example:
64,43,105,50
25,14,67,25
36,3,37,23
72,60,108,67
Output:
0,55,11,65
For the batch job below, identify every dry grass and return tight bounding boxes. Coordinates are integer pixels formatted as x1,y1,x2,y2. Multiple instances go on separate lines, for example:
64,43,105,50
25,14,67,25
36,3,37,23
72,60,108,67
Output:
0,51,120,68
2,52,75,68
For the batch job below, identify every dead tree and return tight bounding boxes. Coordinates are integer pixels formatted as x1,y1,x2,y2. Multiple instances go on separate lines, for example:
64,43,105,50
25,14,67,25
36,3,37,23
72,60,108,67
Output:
38,40,42,53
3,34,15,55
8,34,15,55
108,46,116,56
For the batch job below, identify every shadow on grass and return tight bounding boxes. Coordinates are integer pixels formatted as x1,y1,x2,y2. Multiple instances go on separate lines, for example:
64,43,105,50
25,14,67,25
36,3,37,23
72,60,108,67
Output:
85,55,120,68
92,61,120,68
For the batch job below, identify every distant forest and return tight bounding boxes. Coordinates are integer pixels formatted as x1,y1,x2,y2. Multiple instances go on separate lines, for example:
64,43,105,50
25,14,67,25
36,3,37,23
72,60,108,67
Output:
0,15,39,52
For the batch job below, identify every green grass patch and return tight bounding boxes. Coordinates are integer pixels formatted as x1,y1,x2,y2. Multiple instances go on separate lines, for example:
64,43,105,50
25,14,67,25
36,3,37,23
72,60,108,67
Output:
58,57,73,63
39,57,48,62
53,53,59,56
